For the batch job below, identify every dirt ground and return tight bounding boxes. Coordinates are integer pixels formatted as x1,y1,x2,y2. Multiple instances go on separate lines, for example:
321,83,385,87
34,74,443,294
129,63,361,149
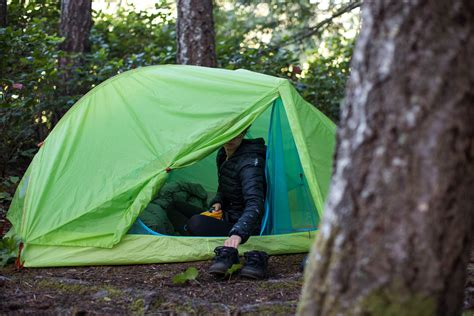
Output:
0,253,306,315
1,252,474,315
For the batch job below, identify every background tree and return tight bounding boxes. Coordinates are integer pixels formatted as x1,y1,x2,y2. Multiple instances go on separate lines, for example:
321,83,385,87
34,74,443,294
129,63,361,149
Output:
176,0,217,67
0,0,6,27
59,0,92,53
299,0,474,315
55,0,92,129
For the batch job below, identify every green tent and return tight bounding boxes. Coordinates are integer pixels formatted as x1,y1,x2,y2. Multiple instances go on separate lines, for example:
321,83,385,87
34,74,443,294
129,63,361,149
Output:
6,65,336,267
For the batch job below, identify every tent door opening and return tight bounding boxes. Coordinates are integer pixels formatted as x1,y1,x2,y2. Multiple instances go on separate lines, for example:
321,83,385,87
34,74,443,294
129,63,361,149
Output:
128,97,320,237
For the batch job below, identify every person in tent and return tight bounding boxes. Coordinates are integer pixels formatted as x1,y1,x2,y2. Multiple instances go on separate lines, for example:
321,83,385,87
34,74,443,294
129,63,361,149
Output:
167,126,269,279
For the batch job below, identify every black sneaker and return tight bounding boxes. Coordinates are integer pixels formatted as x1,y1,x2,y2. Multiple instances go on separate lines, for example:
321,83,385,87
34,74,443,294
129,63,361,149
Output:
208,246,239,276
240,250,269,279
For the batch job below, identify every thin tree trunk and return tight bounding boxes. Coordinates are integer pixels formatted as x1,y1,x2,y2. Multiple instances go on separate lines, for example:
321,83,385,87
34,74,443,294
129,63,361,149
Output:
0,0,6,27
55,0,91,128
176,0,217,67
299,1,474,315
59,0,92,53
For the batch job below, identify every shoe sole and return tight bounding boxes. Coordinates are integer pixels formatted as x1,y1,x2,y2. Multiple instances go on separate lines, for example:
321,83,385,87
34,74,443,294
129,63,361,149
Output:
208,267,228,276
240,270,266,280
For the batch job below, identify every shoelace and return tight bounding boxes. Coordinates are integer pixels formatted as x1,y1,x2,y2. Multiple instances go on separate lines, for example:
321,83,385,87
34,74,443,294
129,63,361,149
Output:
214,247,235,261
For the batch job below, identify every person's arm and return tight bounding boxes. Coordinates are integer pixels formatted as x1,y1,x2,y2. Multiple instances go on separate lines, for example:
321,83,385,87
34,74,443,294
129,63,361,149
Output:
227,156,266,245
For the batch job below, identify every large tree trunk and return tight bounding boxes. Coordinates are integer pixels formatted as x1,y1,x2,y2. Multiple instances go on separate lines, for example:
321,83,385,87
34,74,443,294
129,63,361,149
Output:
176,0,217,67
0,0,6,27
299,1,474,315
59,0,92,53
465,248,474,310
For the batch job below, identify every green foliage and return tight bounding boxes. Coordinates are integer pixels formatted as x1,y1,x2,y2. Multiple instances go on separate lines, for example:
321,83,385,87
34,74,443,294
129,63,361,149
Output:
298,36,354,121
214,2,355,122
1,0,356,176
0,0,176,174
172,267,199,284
214,3,299,76
227,263,242,275
360,280,436,316
0,237,18,267
92,4,175,62
226,263,243,279
0,1,63,173
0,176,20,204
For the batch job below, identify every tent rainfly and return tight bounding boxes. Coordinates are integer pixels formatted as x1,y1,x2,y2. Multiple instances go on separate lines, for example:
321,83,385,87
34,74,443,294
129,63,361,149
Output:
6,65,336,267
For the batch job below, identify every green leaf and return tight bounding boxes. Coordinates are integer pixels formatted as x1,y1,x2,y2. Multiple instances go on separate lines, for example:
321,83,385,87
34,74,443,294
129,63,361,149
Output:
226,263,242,276
0,192,12,200
9,176,20,184
0,237,18,267
172,267,199,285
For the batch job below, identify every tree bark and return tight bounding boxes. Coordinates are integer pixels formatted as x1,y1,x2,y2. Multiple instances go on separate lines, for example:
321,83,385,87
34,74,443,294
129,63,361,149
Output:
52,0,92,131
299,1,474,315
59,0,92,53
176,0,217,67
0,0,6,27
464,247,474,310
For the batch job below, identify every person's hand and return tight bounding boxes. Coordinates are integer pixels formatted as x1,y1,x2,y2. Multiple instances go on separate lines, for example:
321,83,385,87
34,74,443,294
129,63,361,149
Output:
224,235,242,248
211,203,222,212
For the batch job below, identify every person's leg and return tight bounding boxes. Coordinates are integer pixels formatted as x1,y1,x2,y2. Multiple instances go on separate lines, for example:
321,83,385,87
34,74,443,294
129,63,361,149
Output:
170,201,204,218
187,216,240,276
186,215,234,237
166,201,205,235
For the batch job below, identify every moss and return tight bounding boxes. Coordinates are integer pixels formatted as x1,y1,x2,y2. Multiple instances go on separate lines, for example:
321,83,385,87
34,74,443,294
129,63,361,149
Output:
148,296,165,310
151,300,228,315
36,278,124,300
157,303,195,314
101,285,122,298
130,298,145,315
36,279,91,295
360,282,436,316
241,302,297,315
149,300,197,314
257,279,302,292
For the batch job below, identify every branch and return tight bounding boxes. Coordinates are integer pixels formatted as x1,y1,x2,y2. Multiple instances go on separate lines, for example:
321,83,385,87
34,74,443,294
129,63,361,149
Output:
270,1,362,50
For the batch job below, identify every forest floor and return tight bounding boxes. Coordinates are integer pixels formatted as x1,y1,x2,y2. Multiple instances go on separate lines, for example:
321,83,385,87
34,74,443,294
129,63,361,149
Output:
1,237,473,315
1,187,473,315
0,253,306,315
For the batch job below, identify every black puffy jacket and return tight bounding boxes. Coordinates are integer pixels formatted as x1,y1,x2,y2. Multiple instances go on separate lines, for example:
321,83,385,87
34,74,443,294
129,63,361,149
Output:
209,138,266,243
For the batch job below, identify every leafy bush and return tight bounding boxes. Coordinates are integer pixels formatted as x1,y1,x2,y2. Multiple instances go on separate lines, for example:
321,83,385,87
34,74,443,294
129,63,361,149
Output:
0,237,18,267
1,0,354,177
0,1,64,175
299,36,354,121
0,1,177,174
0,176,19,204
